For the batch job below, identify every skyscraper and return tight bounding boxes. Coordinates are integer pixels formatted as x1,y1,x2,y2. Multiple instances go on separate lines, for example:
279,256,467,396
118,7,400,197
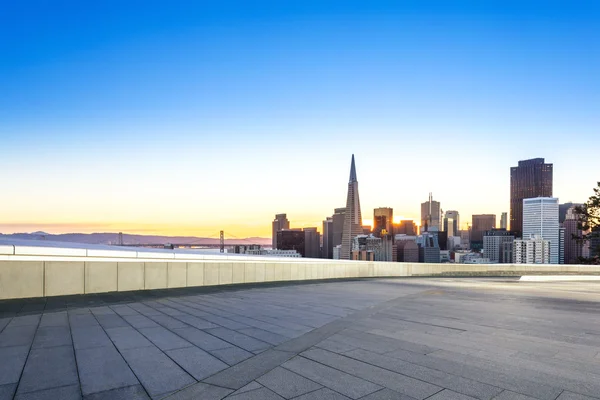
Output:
483,229,515,263
510,158,553,237
341,155,363,260
523,197,559,264
443,210,460,237
563,205,584,264
373,207,393,237
303,227,321,259
471,214,496,250
331,207,346,249
421,193,441,232
272,214,290,249
322,217,333,259
500,212,508,229
395,220,417,236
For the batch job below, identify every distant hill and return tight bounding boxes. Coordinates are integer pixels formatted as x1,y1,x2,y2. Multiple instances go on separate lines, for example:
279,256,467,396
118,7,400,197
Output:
0,232,271,246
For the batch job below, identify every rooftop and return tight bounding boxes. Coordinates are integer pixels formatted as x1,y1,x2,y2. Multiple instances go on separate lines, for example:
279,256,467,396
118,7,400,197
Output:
1,278,599,400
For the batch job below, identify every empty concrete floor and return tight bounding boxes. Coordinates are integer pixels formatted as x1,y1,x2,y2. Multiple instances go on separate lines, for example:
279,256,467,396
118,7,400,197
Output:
1,278,600,400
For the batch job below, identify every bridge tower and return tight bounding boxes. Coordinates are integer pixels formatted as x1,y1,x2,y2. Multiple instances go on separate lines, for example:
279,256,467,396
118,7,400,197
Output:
220,231,224,253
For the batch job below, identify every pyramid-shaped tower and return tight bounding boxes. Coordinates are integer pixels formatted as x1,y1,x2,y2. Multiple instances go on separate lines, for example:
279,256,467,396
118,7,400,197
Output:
341,154,363,259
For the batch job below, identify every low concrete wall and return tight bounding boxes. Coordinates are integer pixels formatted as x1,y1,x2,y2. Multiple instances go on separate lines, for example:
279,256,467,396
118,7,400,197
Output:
2,253,600,300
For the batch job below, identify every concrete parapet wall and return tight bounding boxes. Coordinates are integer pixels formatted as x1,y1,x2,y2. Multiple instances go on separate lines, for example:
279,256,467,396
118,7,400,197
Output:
2,254,600,300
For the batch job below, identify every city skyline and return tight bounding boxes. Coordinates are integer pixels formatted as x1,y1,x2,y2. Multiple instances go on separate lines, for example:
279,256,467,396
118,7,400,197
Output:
1,1,599,237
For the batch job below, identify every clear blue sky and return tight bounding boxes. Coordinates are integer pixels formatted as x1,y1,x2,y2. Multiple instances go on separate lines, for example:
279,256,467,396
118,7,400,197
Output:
1,0,599,236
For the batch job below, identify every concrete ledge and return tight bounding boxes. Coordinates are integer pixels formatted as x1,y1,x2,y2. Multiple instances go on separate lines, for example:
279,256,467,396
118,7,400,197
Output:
3,255,600,300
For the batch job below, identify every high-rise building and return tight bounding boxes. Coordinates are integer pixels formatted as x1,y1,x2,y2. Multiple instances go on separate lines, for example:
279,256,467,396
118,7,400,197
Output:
331,207,346,249
417,233,441,263
523,197,559,264
500,212,508,229
513,235,550,264
373,207,393,237
471,215,496,250
396,240,419,262
395,220,417,236
459,229,471,250
322,217,333,259
272,214,290,249
510,158,553,237
341,155,363,259
559,227,565,264
483,229,515,263
303,227,321,259
443,210,460,237
421,193,441,232
563,205,584,264
276,229,304,256
559,202,579,224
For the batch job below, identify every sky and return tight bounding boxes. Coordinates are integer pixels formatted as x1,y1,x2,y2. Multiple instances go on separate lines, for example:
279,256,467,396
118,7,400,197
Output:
1,0,599,238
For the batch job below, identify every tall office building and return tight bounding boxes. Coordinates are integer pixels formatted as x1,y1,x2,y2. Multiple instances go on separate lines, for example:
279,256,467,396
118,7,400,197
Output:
322,217,333,259
396,240,419,262
443,210,460,237
272,214,290,249
500,212,508,229
396,220,417,236
563,205,584,264
373,207,393,237
510,158,553,237
421,193,441,232
341,155,363,260
559,202,579,224
471,215,496,250
304,227,321,259
276,229,305,256
331,208,346,249
523,197,559,264
483,229,515,263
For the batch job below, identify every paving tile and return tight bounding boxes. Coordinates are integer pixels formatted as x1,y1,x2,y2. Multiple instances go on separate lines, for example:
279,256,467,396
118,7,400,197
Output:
95,314,129,329
122,315,160,329
0,383,16,400
172,327,231,350
256,366,322,399
120,345,195,398
425,390,476,400
342,348,503,400
148,315,188,329
230,382,263,396
281,356,382,399
14,384,81,400
83,385,148,399
164,382,232,400
32,326,72,348
204,349,295,390
39,312,68,327
202,315,251,330
166,346,228,380
227,387,284,399
76,346,139,396
292,388,351,400
0,318,10,333
71,326,112,350
139,327,193,351
0,345,29,385
360,388,418,400
301,348,441,400
0,325,37,347
105,327,154,350
210,346,255,365
204,327,271,353
110,305,139,317
17,346,78,394
315,338,358,354
556,392,600,400
237,328,288,345
174,314,219,330
7,315,40,328
68,313,99,328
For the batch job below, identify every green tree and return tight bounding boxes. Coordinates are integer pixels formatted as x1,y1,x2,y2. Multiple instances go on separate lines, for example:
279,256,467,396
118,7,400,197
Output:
573,182,600,264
